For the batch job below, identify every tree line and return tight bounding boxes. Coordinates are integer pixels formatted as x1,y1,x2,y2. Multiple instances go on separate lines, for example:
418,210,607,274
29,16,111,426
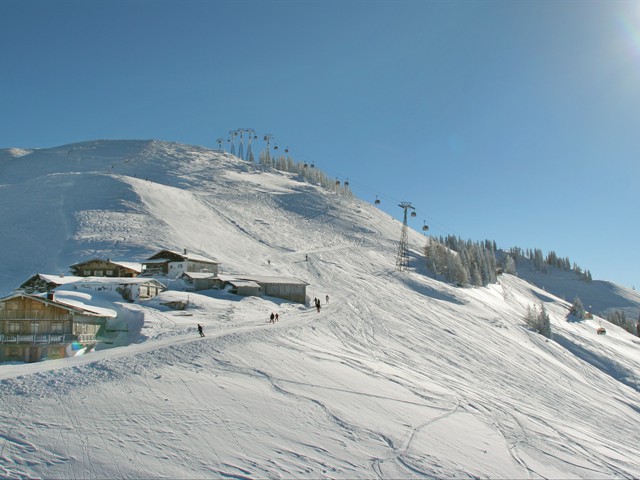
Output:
505,247,592,282
258,151,353,198
424,236,497,287
424,236,593,289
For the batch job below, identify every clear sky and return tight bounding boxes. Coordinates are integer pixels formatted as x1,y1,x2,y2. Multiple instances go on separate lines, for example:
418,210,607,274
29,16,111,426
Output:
1,0,638,289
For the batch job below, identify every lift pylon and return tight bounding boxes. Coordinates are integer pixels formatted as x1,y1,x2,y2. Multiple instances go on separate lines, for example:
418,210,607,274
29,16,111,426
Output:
395,202,415,271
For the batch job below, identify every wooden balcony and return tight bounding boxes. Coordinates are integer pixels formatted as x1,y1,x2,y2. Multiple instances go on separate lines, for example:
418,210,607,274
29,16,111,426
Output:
0,333,96,344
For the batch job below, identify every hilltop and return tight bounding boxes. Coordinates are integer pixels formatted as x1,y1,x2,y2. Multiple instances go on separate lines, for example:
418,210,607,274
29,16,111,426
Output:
0,140,639,478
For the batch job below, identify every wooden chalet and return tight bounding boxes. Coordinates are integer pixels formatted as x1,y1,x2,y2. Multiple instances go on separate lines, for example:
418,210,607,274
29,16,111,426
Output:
19,274,165,301
69,258,141,278
141,249,220,278
0,293,113,363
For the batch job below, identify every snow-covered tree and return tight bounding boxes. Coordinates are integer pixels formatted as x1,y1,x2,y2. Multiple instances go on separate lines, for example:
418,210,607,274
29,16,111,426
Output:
447,251,469,286
533,248,546,272
570,297,586,320
525,303,552,339
539,304,552,338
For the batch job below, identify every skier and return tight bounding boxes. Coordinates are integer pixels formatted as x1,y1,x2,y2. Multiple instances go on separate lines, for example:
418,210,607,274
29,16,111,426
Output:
270,312,275,323
275,313,279,322
325,294,329,304
197,324,204,337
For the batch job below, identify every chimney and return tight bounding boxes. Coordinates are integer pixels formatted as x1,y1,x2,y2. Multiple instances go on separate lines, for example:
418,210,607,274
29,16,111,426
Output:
47,290,55,301
183,248,188,255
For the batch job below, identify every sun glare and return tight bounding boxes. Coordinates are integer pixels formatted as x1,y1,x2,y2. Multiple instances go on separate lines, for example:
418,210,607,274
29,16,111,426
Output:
617,3,640,57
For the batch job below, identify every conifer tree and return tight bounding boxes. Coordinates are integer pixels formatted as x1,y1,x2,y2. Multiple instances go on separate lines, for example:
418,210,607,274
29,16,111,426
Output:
539,304,552,338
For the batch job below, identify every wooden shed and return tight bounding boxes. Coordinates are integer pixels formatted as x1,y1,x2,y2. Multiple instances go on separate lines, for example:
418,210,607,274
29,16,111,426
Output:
227,279,262,297
217,275,308,303
247,276,309,304
0,293,111,363
180,272,218,291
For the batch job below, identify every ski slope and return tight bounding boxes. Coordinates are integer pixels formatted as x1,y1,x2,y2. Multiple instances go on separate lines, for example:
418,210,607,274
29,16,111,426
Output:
0,140,639,479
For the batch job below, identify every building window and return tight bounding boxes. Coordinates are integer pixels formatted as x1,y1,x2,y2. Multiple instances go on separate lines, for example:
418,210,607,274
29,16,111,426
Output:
95,270,104,277
32,323,40,334
84,270,91,276
51,322,63,333
8,322,20,334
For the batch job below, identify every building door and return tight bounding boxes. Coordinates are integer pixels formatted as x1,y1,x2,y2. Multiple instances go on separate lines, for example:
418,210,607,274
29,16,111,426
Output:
26,346,41,363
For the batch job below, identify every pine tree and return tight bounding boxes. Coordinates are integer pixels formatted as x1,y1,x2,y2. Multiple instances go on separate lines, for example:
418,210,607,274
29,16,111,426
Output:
539,304,552,338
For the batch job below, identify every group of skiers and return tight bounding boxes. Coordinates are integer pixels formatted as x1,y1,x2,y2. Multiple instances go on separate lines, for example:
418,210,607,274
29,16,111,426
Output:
313,295,328,313
198,294,332,334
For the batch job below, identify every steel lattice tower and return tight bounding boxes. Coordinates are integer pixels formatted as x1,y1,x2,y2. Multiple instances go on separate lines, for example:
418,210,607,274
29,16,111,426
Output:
395,202,415,271
263,134,273,164
237,129,244,160
246,129,255,162
229,130,237,156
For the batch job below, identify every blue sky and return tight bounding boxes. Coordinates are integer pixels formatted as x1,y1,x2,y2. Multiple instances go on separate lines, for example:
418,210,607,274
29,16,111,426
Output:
2,0,639,289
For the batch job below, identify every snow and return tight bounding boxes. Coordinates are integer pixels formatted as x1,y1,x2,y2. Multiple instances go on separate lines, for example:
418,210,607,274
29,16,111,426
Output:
0,139,639,479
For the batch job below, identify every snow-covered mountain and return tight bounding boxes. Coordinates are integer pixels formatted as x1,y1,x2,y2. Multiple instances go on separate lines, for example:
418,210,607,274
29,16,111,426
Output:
1,140,639,479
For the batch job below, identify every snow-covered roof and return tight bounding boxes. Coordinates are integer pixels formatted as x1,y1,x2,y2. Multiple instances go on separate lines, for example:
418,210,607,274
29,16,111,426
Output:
142,258,170,264
74,277,165,287
69,258,142,272
215,274,308,286
34,274,83,285
149,249,220,264
109,261,142,272
181,272,217,280
228,280,261,289
0,292,116,318
234,275,309,286
26,274,163,287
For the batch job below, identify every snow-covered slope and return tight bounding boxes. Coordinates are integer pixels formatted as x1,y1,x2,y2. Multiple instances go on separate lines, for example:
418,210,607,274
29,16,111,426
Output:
0,140,639,479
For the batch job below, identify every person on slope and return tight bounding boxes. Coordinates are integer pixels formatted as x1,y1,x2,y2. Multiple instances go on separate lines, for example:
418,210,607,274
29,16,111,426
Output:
270,312,275,324
197,324,205,337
